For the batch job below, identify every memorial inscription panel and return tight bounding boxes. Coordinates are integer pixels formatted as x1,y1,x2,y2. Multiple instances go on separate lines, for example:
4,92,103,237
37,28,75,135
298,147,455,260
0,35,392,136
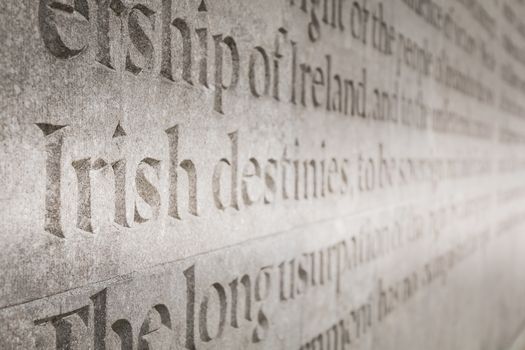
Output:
2,0,525,349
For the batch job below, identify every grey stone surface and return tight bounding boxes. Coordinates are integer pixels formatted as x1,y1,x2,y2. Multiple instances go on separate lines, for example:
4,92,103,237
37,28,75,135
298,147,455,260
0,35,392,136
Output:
1,0,525,348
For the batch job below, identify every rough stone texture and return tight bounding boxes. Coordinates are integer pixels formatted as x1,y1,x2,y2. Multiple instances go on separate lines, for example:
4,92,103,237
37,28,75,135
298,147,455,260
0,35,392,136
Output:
2,0,525,349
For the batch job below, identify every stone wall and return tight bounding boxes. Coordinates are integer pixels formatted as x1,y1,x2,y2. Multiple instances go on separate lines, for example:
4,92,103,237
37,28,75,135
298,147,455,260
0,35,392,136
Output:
1,0,525,349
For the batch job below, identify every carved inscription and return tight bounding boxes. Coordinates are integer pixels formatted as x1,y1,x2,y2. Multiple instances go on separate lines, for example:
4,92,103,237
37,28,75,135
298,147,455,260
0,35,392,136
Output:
28,196,500,349
36,119,496,239
3,0,525,349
